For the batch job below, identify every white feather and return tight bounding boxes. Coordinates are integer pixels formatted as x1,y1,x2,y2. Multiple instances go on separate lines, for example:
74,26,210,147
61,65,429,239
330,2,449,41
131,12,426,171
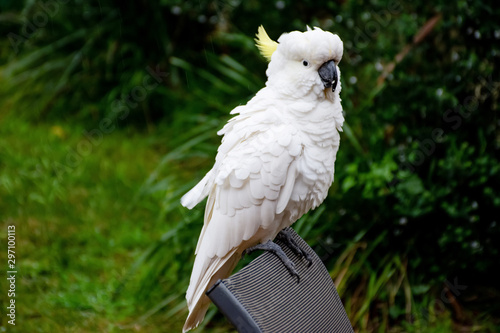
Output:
182,26,345,332
181,170,213,209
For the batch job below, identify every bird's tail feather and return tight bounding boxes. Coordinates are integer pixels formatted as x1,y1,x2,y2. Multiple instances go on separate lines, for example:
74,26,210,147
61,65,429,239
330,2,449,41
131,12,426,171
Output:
183,250,240,332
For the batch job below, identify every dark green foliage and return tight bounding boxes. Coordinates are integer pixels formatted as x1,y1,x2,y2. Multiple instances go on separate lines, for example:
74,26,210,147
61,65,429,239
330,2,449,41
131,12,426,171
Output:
1,0,499,332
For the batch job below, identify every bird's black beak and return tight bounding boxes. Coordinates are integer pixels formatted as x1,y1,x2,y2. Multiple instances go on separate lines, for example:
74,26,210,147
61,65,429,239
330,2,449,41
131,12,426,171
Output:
318,60,338,92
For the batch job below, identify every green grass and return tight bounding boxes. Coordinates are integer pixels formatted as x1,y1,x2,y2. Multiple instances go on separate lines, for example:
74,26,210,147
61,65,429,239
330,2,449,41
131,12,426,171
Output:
0,115,198,332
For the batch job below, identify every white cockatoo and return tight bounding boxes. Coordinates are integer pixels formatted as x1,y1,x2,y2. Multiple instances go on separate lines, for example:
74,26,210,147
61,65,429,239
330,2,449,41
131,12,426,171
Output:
181,25,344,332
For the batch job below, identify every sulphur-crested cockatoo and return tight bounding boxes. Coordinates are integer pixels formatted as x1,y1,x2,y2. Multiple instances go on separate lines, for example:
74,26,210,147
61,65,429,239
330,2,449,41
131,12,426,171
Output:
181,25,344,332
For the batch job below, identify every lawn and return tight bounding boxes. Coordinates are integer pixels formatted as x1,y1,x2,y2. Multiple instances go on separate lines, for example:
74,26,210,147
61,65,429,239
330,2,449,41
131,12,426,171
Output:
0,116,214,332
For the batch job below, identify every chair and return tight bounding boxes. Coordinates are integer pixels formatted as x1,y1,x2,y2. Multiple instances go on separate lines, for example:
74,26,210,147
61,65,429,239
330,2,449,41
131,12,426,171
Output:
207,227,354,332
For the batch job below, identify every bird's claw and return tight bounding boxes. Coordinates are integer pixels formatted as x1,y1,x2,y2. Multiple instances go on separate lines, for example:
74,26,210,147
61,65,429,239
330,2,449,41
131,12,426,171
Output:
288,262,300,283
243,240,301,283
276,229,313,267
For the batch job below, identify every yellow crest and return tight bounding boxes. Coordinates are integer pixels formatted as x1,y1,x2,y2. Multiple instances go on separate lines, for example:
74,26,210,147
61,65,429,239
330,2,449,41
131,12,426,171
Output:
255,25,278,62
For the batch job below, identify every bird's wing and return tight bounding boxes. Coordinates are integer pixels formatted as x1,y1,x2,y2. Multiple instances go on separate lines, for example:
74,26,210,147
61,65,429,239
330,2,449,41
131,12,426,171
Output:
180,101,275,210
196,121,303,257
184,122,304,330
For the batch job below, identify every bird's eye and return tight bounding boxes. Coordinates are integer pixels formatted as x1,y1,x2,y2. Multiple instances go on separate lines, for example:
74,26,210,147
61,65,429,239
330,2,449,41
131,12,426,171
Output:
302,60,309,67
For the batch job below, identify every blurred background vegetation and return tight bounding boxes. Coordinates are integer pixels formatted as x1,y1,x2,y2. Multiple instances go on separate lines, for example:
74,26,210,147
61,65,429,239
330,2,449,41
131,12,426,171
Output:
0,0,499,332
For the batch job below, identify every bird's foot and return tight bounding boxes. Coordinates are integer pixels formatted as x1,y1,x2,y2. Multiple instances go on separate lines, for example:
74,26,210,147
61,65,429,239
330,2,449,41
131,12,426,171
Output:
276,228,313,267
243,240,300,282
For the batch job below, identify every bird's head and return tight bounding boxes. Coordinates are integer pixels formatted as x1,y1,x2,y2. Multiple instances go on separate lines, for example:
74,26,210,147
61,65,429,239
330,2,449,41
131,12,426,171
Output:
255,26,343,100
